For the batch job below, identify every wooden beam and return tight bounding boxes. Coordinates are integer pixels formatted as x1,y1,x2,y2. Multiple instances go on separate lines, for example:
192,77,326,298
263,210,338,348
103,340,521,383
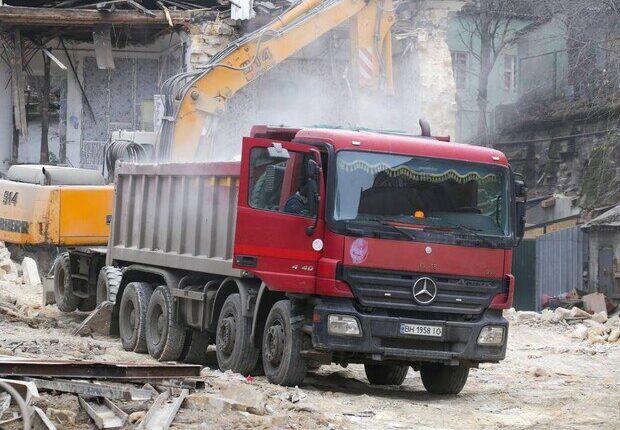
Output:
0,6,191,27
9,29,27,139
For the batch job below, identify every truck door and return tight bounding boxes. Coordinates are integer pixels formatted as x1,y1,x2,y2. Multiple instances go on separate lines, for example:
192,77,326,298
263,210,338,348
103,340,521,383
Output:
233,137,325,294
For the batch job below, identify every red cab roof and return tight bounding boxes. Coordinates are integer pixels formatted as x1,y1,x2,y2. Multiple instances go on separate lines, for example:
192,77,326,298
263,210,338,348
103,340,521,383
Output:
250,125,509,167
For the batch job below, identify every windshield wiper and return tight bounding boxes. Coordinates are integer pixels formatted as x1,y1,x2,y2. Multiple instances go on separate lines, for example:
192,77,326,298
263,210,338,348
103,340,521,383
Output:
442,222,496,247
345,219,417,241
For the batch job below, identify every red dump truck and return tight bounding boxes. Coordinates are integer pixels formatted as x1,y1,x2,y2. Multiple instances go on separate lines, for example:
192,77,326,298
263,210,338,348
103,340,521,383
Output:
53,125,526,394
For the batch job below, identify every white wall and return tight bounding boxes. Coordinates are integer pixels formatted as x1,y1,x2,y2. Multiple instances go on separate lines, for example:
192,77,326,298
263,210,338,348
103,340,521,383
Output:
0,61,13,172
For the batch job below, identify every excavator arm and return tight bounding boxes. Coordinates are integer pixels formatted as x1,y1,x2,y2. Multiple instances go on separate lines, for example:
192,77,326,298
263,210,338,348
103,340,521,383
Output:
159,0,395,161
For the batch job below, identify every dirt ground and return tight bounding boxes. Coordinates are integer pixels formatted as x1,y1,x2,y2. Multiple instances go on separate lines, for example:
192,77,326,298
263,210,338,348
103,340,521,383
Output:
0,280,618,430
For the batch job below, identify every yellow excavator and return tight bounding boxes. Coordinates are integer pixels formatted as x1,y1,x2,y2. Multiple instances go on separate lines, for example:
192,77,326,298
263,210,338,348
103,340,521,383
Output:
0,0,395,275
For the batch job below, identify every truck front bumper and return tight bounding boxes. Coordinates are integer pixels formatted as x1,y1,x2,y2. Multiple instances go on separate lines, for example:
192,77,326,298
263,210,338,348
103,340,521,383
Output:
311,298,508,364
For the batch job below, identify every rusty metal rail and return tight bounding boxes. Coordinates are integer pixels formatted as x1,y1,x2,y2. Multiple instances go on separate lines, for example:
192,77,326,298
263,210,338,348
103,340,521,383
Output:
0,358,201,380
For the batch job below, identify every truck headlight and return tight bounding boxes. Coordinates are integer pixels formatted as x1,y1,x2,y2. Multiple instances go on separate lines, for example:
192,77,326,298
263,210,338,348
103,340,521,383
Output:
477,326,505,345
328,314,361,337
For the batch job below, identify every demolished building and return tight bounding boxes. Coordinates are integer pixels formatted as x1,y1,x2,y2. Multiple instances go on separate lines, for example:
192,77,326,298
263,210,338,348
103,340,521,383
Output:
0,0,463,171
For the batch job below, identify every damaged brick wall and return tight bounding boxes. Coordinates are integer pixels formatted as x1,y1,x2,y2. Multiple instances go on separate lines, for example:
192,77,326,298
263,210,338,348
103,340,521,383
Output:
497,117,620,214
186,17,237,70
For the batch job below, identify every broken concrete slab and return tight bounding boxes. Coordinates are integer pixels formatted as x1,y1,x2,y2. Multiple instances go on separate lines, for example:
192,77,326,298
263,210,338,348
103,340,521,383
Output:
46,408,76,426
73,301,114,336
184,392,266,416
42,276,55,306
22,257,42,286
582,293,607,316
571,324,588,340
591,311,608,324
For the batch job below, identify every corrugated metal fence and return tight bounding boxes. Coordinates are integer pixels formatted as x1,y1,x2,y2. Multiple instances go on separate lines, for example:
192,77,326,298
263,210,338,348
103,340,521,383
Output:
535,227,588,310
512,239,536,311
512,226,588,310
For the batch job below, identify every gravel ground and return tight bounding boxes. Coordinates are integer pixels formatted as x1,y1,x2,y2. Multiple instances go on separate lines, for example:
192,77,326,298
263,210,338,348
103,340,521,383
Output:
0,281,618,429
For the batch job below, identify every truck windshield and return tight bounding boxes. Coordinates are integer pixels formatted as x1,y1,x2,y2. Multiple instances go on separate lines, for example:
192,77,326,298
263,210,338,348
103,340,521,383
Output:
333,150,511,238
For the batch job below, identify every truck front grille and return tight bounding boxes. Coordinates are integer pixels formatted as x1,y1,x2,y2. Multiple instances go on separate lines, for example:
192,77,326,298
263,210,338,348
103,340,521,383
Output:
341,266,503,315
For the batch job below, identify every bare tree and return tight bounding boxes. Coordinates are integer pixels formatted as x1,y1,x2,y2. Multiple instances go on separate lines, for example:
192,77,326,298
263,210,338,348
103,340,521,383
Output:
544,0,620,118
457,0,545,146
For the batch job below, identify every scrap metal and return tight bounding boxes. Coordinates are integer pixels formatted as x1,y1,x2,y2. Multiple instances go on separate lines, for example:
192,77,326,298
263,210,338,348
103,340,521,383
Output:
24,377,153,401
137,389,188,430
0,358,201,380
79,396,128,430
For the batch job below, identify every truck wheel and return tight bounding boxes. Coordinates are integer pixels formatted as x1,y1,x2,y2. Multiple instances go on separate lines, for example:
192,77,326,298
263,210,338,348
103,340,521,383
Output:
119,282,152,353
180,330,211,364
262,300,307,386
420,363,469,395
146,286,186,361
216,293,259,374
97,266,122,304
364,364,408,385
53,253,80,312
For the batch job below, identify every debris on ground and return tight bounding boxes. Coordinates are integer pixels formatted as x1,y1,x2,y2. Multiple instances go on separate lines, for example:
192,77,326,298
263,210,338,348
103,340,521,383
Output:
280,386,307,403
21,257,42,287
0,242,22,285
542,288,617,316
0,279,618,429
505,307,620,344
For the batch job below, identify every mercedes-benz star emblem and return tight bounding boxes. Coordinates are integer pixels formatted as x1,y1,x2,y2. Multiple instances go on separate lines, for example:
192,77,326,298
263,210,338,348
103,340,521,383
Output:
412,277,438,305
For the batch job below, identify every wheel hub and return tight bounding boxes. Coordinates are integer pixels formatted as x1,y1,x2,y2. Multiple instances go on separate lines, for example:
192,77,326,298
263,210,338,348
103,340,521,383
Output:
157,313,165,339
218,316,236,355
129,309,135,330
265,323,285,366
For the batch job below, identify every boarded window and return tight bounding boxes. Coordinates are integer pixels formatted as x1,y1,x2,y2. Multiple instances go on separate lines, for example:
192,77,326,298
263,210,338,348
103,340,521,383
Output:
504,55,517,92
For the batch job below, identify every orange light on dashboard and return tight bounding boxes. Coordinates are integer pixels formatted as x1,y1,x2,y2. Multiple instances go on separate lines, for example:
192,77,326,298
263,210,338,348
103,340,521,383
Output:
414,210,425,218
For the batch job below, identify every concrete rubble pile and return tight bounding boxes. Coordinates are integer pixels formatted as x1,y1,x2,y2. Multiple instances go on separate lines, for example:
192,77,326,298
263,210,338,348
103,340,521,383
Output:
505,307,620,344
0,242,41,287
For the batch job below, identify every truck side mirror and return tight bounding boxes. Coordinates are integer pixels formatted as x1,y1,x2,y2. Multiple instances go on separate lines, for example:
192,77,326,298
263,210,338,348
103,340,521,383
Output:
306,158,321,236
514,176,527,241
514,179,527,199
516,201,526,240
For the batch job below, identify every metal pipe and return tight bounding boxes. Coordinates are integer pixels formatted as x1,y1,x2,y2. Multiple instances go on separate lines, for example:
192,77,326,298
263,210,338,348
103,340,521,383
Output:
0,380,31,430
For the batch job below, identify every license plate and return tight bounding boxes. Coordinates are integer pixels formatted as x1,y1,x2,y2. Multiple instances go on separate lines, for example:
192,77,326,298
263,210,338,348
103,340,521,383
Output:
399,323,443,337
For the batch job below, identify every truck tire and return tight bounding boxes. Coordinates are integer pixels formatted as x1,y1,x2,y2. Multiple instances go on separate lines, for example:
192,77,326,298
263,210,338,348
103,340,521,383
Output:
262,300,307,386
53,253,80,312
180,330,211,364
97,266,122,304
146,285,186,361
216,293,259,374
420,363,469,395
119,282,153,353
364,364,408,385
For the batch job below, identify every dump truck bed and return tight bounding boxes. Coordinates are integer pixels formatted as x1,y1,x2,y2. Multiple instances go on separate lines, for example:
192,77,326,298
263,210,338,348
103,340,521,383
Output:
107,162,241,277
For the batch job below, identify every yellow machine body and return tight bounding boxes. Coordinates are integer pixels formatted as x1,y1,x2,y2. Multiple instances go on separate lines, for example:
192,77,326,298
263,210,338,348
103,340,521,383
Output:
0,179,113,246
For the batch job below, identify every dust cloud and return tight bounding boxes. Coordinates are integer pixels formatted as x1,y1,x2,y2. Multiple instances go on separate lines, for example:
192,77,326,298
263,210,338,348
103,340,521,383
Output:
209,47,424,161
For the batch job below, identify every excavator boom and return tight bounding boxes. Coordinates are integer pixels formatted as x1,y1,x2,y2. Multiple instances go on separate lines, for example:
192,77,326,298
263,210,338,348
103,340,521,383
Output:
160,0,395,161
